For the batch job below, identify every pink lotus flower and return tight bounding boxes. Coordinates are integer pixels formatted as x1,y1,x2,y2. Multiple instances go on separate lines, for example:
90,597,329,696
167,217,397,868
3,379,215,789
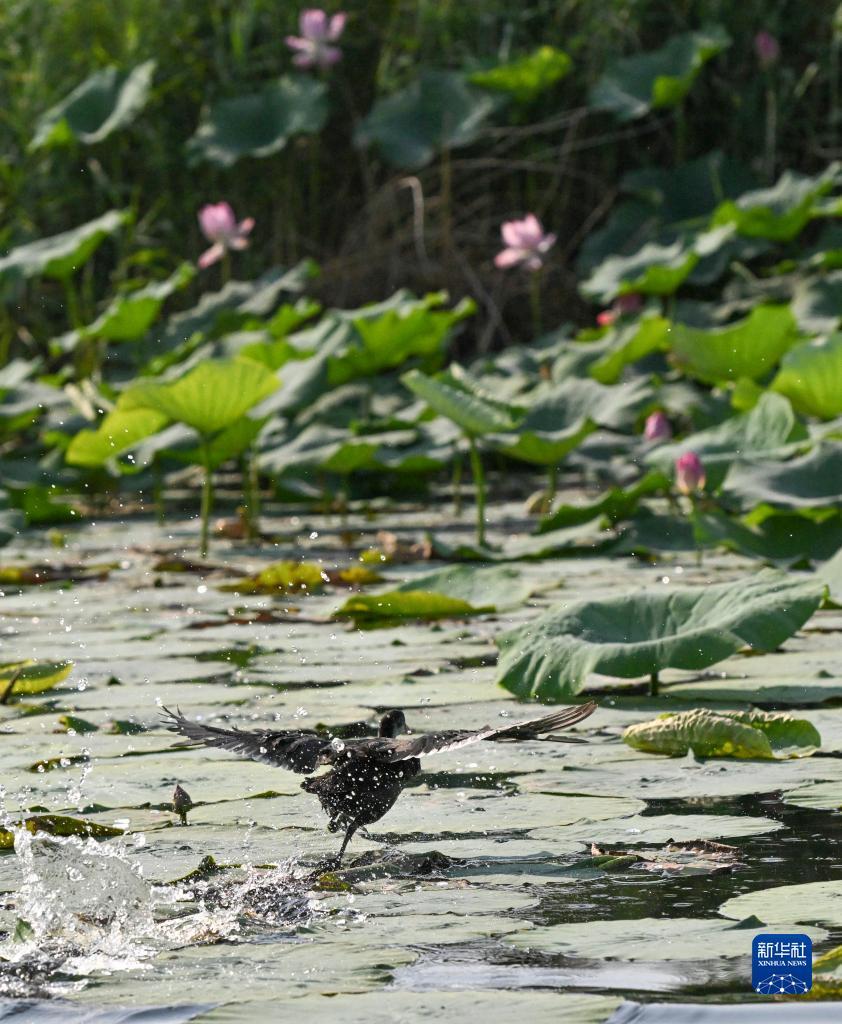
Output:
597,292,642,327
675,452,706,495
286,9,346,70
755,30,780,70
197,202,255,269
644,411,672,443
495,214,556,272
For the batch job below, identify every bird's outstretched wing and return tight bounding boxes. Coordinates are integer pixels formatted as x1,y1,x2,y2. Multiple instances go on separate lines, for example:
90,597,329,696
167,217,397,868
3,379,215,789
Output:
160,706,331,774
370,701,598,762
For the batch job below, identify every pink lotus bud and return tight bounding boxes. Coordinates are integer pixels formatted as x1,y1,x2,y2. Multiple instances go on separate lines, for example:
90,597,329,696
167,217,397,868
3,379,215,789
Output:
495,214,556,272
644,411,672,442
675,452,706,495
596,310,616,327
754,31,780,70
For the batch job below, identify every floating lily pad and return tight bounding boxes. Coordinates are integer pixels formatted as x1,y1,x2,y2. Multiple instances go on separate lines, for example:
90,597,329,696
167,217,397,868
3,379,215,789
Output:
0,660,73,702
31,60,156,149
623,709,821,760
219,561,329,595
506,916,824,961
720,880,842,928
187,75,328,167
392,565,538,612
0,814,123,848
334,591,482,627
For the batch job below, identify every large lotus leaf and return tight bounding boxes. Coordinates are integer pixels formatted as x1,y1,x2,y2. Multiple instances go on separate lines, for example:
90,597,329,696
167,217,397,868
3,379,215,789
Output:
772,334,842,420
589,315,671,384
187,76,328,167
493,418,596,467
712,166,841,241
646,393,806,483
0,210,129,286
401,367,517,437
581,240,697,304
329,298,474,387
496,570,826,700
31,60,156,149
123,359,277,437
720,880,842,928
693,506,842,564
66,407,169,468
470,47,571,104
624,709,821,760
392,565,538,611
590,25,731,122
669,305,798,384
355,70,498,169
724,444,842,510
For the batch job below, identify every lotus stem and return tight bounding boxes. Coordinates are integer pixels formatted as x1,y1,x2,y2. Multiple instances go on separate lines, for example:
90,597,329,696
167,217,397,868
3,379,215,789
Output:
247,448,261,539
674,102,687,165
529,271,543,337
649,671,659,697
221,251,232,287
200,456,213,557
452,453,463,515
60,274,83,331
763,82,777,183
468,436,486,547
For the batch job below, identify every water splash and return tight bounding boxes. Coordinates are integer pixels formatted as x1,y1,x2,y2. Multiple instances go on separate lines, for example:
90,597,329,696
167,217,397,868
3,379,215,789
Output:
0,828,319,996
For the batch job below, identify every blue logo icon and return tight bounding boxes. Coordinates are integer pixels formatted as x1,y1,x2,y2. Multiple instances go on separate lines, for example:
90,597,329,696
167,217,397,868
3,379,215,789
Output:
752,933,812,994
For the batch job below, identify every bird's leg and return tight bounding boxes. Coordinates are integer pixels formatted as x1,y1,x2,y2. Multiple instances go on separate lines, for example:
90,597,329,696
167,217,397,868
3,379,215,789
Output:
334,822,359,865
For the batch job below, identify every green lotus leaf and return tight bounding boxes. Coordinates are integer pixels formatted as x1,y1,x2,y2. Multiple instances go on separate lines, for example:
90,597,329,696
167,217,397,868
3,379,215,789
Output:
0,210,129,286
670,305,798,384
334,591,485,627
0,660,73,701
356,70,498,169
66,407,169,468
330,297,474,387
624,708,821,760
772,334,842,419
402,367,518,437
496,570,826,700
712,166,841,241
31,60,156,149
581,240,697,304
724,444,842,510
187,76,328,168
0,815,123,849
590,25,731,122
646,393,806,485
538,471,669,533
589,315,671,384
820,545,842,606
470,47,572,104
124,358,278,438
392,565,537,612
220,561,329,595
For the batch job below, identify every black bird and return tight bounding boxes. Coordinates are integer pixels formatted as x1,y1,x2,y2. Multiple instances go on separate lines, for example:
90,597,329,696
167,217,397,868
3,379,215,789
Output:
160,701,597,865
172,783,193,826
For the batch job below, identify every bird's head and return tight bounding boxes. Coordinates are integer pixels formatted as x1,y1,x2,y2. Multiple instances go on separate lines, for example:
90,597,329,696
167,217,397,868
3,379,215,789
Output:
379,709,408,738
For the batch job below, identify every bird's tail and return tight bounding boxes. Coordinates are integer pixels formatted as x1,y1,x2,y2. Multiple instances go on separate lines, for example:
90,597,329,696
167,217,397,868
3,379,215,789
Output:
490,700,598,741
